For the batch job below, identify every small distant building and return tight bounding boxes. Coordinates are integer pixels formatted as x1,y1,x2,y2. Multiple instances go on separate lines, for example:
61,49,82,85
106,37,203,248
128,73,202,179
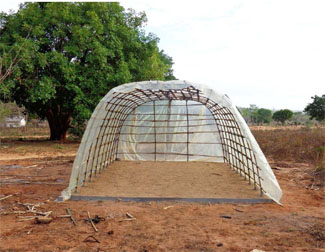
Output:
5,116,26,128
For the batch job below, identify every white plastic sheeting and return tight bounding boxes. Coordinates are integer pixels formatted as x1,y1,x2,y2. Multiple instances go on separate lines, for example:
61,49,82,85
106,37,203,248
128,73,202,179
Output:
118,100,223,162
61,80,282,204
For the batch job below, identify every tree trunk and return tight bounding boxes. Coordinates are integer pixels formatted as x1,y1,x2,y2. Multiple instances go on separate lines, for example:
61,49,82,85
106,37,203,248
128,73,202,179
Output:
46,106,71,141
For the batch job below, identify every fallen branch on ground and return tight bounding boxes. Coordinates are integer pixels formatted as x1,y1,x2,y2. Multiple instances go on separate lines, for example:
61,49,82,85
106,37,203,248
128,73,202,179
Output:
87,211,98,232
0,194,13,201
66,208,77,226
119,217,136,222
126,212,134,219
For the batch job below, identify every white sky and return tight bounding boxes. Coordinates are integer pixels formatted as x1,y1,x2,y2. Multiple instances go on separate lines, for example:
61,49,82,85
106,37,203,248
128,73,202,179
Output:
2,1,324,111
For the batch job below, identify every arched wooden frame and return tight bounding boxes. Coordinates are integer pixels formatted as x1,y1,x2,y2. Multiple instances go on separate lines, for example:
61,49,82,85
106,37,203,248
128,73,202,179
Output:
75,86,264,195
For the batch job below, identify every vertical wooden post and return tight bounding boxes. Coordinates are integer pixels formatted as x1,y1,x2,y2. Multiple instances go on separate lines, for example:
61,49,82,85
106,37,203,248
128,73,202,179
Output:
167,100,172,161
153,100,157,161
186,100,189,162
84,143,93,184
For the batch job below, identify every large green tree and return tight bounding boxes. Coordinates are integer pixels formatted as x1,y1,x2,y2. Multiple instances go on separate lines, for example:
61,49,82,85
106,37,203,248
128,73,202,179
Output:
0,2,175,140
272,109,294,124
304,95,325,122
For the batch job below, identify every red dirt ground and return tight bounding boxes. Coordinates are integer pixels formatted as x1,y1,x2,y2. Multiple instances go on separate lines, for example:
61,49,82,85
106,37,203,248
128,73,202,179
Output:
0,139,324,252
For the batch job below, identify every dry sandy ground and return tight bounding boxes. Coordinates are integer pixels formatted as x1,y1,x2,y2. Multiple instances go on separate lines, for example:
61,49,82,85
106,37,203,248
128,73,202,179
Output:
75,161,263,199
0,140,324,252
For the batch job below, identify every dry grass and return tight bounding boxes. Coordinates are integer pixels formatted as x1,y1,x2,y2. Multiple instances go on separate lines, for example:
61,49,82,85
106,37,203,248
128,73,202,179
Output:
252,127,325,164
305,223,325,248
0,139,79,158
1,125,324,165
252,127,325,186
0,126,49,137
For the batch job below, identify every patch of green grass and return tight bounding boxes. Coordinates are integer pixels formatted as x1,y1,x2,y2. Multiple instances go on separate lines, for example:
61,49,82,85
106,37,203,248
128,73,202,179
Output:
55,145,64,150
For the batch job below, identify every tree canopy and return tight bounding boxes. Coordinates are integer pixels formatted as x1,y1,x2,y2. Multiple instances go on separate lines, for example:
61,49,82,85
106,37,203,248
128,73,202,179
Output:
304,95,325,122
0,2,176,140
272,109,294,124
256,108,272,124
239,105,272,124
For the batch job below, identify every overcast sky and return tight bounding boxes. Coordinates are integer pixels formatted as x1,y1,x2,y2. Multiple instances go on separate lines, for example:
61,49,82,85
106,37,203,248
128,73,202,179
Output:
2,1,324,111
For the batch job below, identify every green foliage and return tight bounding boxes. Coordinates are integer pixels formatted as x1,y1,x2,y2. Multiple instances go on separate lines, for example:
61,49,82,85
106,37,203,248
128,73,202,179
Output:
69,120,86,137
239,104,258,124
239,105,272,124
248,104,258,123
305,120,312,129
238,107,250,122
0,102,11,121
256,108,272,124
304,95,325,122
272,109,294,124
0,2,176,139
0,102,25,122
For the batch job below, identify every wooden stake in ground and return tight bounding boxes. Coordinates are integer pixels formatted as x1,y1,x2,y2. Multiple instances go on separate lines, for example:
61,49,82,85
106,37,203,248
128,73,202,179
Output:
66,208,77,226
87,211,98,232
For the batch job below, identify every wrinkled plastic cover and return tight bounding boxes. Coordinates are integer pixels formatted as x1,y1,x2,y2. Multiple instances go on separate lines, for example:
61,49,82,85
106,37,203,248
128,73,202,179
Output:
118,99,223,162
61,80,282,204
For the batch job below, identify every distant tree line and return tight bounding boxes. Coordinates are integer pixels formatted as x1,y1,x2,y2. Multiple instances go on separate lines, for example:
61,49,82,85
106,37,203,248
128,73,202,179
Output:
239,95,325,125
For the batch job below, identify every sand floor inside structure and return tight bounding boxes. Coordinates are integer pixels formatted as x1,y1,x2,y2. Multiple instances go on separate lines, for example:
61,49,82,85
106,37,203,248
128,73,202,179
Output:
74,161,263,199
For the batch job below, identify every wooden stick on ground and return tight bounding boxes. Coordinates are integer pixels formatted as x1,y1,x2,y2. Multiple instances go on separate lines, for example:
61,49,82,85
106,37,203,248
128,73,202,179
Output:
119,212,137,222
66,208,77,226
119,218,136,222
87,211,98,232
126,212,134,219
0,194,13,201
44,211,52,217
